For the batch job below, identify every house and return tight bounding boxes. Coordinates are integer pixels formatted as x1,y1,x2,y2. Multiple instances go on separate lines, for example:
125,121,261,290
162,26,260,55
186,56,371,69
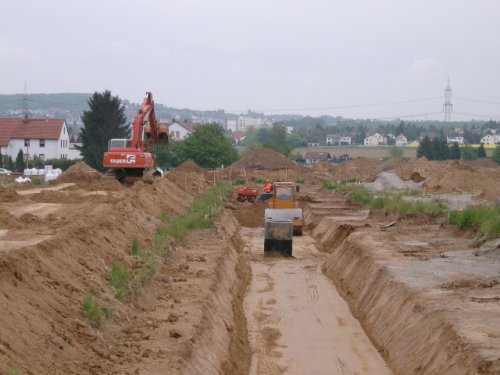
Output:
363,133,387,146
480,134,500,145
168,121,197,140
339,136,352,145
0,117,70,161
232,131,246,144
326,134,341,145
326,134,352,145
304,151,331,165
307,142,320,147
446,135,464,145
68,143,83,160
395,134,408,146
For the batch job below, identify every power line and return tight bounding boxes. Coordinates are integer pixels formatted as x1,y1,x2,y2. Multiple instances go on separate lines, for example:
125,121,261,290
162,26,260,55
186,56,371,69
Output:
453,96,500,106
371,111,443,121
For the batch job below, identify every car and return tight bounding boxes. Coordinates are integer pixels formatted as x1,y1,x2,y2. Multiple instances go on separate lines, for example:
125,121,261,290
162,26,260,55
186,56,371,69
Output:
0,168,12,175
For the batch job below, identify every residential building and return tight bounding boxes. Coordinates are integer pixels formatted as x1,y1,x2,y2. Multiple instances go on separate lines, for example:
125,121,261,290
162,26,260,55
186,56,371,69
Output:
68,143,83,160
232,131,246,144
304,151,331,165
0,117,70,160
395,134,408,146
480,134,500,145
363,133,387,146
307,142,320,147
168,121,197,140
340,136,352,145
326,134,341,145
446,135,464,145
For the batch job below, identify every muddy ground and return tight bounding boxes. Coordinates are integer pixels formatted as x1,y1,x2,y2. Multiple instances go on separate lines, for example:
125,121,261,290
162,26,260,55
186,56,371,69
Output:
0,156,499,374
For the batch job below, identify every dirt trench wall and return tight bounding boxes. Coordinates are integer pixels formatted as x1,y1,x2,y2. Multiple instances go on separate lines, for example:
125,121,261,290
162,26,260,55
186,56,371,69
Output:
181,212,251,375
318,227,491,374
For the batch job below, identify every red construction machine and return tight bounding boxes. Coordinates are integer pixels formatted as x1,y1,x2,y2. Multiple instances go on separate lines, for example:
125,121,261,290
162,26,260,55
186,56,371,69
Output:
103,92,168,182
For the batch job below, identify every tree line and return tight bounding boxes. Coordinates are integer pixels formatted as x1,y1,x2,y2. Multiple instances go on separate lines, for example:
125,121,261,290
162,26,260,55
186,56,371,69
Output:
416,135,487,161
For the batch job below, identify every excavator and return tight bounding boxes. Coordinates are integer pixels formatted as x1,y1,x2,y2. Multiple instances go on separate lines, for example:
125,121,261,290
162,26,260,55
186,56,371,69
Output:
103,92,168,182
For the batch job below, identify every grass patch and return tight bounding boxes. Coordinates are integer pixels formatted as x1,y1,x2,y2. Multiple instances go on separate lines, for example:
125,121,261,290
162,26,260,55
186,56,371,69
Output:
347,186,447,216
232,179,246,185
323,178,363,191
81,292,111,327
254,178,267,184
295,178,304,184
7,370,19,375
449,206,500,236
108,263,131,300
32,178,44,186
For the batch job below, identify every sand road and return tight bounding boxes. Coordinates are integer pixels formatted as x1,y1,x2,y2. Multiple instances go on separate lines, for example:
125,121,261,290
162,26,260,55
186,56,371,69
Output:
242,227,391,375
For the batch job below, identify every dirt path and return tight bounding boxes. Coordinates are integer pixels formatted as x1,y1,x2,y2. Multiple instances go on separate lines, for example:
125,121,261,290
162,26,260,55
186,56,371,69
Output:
242,227,391,375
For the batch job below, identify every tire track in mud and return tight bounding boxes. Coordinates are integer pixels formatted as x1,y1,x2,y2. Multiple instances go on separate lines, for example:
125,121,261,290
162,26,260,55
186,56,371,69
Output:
242,227,391,375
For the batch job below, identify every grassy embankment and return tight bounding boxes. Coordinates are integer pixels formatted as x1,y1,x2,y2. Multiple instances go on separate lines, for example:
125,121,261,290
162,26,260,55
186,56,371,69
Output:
82,183,231,327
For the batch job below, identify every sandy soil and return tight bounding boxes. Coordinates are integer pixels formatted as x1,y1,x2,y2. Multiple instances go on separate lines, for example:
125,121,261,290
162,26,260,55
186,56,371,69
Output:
308,191,500,374
242,227,390,375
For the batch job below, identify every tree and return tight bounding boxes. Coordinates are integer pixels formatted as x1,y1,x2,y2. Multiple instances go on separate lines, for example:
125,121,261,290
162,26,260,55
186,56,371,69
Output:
449,142,461,160
181,123,238,168
263,123,291,156
78,90,129,171
0,148,3,168
6,156,15,171
416,136,432,159
431,137,449,160
477,143,487,158
461,146,478,161
15,149,25,172
155,141,185,170
389,146,404,159
492,145,500,165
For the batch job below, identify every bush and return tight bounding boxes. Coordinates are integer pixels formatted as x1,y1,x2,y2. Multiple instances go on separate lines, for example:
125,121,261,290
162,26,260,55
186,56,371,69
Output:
44,158,80,171
81,293,111,327
232,179,246,185
108,263,131,300
449,206,500,236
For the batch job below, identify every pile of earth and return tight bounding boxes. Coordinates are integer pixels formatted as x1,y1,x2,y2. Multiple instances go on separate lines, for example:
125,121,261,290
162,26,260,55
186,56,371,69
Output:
363,171,422,191
231,148,296,170
58,161,102,183
329,158,383,182
0,187,22,202
166,159,209,196
467,158,499,169
396,158,500,200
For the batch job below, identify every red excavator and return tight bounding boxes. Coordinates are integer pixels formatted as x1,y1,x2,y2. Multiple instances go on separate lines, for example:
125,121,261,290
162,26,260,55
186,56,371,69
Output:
103,92,168,182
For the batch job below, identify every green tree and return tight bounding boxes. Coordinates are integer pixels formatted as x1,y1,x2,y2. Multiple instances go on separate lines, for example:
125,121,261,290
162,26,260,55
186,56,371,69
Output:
263,122,291,156
431,137,449,160
477,143,487,158
449,142,461,160
154,141,185,170
461,146,478,161
6,156,15,171
389,146,404,159
15,149,25,172
78,90,129,171
181,123,238,168
416,136,432,159
0,148,3,168
492,145,500,164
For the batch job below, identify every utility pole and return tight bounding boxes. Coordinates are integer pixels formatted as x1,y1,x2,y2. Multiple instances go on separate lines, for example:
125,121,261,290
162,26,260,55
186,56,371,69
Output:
443,78,453,122
22,81,29,122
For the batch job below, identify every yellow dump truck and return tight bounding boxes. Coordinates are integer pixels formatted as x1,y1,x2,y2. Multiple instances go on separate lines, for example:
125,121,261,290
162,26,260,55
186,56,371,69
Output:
264,182,304,256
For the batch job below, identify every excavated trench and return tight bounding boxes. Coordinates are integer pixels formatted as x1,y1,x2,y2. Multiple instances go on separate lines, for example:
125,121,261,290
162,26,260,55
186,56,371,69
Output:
1,170,499,375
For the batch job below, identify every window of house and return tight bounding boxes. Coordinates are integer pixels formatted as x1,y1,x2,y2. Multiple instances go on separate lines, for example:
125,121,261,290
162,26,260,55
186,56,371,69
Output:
39,139,45,148
24,139,30,147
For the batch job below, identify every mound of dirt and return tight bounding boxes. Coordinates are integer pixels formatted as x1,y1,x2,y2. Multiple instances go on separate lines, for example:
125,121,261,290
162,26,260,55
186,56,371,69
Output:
467,158,499,169
396,158,473,182
330,158,382,181
0,187,22,202
231,200,266,227
370,158,407,180
175,159,204,173
59,162,102,183
231,148,296,170
363,171,422,191
167,160,208,196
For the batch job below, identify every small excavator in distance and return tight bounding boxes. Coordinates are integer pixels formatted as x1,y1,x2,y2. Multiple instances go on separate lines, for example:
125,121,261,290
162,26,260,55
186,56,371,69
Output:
103,92,168,182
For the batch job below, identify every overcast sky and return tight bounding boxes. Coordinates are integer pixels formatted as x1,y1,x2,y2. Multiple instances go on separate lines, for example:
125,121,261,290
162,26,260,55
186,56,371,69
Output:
1,0,499,120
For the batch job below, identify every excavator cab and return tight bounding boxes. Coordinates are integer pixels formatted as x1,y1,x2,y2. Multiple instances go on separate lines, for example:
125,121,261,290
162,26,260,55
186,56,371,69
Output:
108,139,132,151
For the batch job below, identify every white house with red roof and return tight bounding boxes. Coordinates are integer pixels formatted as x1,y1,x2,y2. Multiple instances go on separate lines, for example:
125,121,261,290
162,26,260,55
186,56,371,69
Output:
0,118,70,161
167,121,197,140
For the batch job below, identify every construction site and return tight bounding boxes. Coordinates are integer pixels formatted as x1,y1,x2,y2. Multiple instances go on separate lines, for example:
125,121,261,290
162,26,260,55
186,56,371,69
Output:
0,147,499,375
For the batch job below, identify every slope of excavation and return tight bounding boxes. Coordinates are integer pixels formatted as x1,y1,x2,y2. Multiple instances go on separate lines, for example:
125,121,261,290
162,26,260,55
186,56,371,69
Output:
310,191,500,375
241,227,391,375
